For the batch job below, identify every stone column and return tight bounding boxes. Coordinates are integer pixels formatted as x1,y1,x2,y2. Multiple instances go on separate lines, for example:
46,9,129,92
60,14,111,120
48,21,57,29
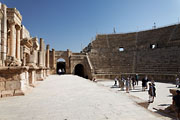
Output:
40,38,43,51
0,4,7,65
38,38,44,67
9,22,16,58
0,10,2,61
46,44,49,68
22,52,26,66
15,25,21,61
52,48,55,68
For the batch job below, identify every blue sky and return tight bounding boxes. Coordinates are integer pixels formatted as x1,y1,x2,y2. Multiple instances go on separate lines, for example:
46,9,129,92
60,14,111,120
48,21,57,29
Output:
1,0,180,52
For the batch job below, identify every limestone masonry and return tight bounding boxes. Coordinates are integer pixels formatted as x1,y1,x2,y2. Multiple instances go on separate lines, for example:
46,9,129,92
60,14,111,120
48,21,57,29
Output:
0,2,180,98
0,3,53,97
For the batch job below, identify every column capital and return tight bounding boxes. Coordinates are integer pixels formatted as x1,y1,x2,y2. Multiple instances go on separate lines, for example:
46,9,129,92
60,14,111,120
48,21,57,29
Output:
8,19,16,25
46,44,50,50
15,25,21,30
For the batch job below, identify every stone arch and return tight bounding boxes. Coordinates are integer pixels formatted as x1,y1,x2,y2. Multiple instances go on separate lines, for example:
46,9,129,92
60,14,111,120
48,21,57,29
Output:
56,58,66,74
74,64,85,78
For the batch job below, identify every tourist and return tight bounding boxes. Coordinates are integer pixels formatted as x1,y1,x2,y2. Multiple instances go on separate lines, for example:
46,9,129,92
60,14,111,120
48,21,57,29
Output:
126,76,130,93
135,74,139,85
151,77,155,85
148,83,156,103
120,76,125,91
92,77,96,82
131,76,136,89
58,69,62,74
144,76,149,89
129,76,132,90
142,77,146,91
114,76,118,86
173,90,180,120
176,76,180,88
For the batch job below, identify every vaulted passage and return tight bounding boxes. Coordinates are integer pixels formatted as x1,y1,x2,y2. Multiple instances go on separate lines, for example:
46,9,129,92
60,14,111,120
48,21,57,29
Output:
74,64,84,77
56,58,66,74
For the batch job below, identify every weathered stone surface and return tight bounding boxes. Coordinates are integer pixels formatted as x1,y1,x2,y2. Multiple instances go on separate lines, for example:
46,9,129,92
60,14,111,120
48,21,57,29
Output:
1,90,14,97
0,77,6,82
14,90,24,96
0,82,5,91
5,81,21,90
81,24,180,82
12,75,20,81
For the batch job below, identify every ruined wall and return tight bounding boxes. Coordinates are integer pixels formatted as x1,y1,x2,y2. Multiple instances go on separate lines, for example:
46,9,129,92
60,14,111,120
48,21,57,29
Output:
84,24,180,82
0,2,52,98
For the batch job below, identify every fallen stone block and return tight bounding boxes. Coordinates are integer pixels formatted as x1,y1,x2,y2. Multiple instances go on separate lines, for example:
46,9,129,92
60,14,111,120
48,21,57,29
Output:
14,90,25,96
5,81,21,90
1,90,14,97
0,82,5,91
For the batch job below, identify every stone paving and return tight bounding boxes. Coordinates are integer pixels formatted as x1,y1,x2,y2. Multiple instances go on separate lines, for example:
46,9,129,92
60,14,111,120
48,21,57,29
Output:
97,80,178,111
0,75,173,120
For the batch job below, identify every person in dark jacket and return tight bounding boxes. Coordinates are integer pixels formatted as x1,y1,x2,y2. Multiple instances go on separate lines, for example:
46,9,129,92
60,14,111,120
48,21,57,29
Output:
148,83,156,103
173,90,180,120
142,76,148,91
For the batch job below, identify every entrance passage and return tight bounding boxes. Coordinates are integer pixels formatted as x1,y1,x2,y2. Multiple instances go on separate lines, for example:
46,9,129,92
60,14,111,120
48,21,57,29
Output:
57,58,66,74
74,64,84,77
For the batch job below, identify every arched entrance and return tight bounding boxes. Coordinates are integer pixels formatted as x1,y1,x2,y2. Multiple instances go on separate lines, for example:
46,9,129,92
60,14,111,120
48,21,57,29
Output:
56,58,66,74
74,64,84,77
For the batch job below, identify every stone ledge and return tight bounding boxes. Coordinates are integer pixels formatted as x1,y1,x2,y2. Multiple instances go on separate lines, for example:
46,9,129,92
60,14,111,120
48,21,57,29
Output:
14,90,24,96
1,90,14,97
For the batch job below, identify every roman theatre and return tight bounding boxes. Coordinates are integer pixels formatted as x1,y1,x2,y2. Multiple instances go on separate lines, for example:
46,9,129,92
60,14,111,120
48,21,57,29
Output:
0,2,180,97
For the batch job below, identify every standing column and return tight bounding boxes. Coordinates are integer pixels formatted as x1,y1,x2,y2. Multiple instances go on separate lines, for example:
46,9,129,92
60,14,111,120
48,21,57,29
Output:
0,11,2,61
9,22,16,58
46,44,50,68
38,38,44,67
22,52,26,66
52,48,55,68
1,4,7,63
16,25,21,61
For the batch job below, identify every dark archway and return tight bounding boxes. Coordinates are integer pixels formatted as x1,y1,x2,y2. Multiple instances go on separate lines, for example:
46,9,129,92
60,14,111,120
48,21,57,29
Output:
74,64,84,77
56,58,66,75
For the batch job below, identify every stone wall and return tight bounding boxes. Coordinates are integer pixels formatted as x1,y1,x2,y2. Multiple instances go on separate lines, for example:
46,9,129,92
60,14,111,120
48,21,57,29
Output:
0,2,53,98
83,24,180,82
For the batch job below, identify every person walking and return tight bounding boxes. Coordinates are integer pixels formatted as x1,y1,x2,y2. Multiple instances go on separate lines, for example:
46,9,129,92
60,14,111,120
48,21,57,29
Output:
126,76,130,93
173,90,180,120
148,83,156,103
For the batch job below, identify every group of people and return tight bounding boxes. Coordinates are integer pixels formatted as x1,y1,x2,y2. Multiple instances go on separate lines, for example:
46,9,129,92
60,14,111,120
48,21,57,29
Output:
114,75,139,93
113,75,156,103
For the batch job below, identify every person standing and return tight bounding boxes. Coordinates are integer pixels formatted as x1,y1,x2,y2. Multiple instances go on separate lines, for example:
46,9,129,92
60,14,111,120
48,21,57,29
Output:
142,77,146,91
145,76,149,89
132,77,136,89
148,83,156,103
151,77,155,85
114,76,118,86
176,76,180,88
120,76,125,91
126,76,130,93
135,74,139,85
173,90,180,120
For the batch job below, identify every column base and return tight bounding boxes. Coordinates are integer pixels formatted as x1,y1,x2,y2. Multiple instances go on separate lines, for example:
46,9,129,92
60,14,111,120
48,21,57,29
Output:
5,56,22,66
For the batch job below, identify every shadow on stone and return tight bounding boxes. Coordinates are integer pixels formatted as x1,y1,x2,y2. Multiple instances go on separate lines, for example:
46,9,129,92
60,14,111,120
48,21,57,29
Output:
137,102,150,109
